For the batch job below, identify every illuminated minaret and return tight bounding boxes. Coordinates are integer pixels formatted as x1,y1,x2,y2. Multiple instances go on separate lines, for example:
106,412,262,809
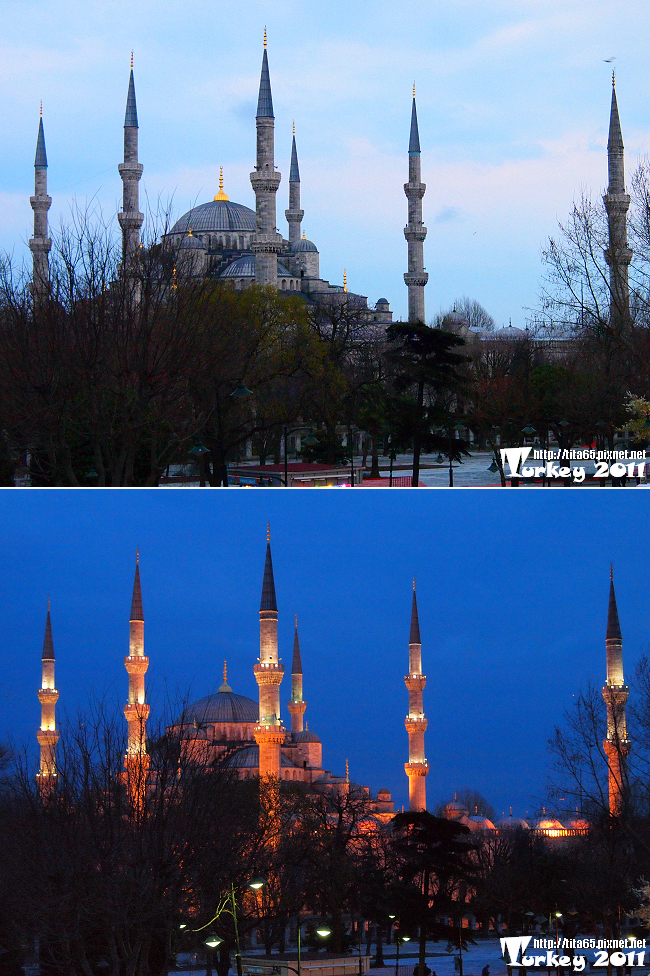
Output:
29,105,52,302
254,527,285,779
602,567,630,815
287,615,306,734
285,123,303,246
250,30,282,287
36,603,59,792
124,552,150,761
404,86,428,323
603,73,632,330
405,581,428,810
118,54,144,267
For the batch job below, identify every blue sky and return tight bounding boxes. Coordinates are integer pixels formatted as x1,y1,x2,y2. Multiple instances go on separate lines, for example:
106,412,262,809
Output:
2,0,650,325
2,488,649,820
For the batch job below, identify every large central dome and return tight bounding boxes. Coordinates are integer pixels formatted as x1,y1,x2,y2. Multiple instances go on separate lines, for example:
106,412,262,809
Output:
179,689,259,724
171,200,256,235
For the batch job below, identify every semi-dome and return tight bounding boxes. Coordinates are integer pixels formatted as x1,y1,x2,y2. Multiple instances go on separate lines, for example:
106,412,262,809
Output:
226,745,297,769
178,690,259,725
293,730,321,743
291,238,318,253
220,255,292,278
171,199,256,235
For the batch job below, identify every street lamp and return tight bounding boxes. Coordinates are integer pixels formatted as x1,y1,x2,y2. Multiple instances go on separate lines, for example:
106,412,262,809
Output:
448,422,465,487
205,933,223,949
395,934,410,976
283,426,318,486
296,922,330,976
231,877,266,976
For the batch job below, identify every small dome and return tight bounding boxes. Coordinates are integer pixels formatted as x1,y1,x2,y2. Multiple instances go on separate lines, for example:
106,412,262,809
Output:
496,815,529,830
171,199,256,235
177,690,259,725
444,800,469,820
565,816,589,830
377,788,391,796
291,238,318,253
535,817,564,831
181,725,208,740
469,815,496,829
376,298,389,305
496,324,527,339
293,730,321,743
180,233,206,249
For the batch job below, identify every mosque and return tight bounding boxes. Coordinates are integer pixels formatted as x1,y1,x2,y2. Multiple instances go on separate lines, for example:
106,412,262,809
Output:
28,36,398,326
35,528,629,829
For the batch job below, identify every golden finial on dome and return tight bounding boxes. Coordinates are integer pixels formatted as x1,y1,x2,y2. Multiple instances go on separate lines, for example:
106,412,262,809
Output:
188,228,193,237
295,613,298,628
223,659,227,682
264,26,267,49
413,577,416,591
267,522,270,543
39,100,43,118
612,70,616,89
136,547,139,564
47,596,50,611
214,166,230,202
131,50,134,70
343,269,348,293
346,758,349,782
413,82,416,98
293,120,295,136
610,562,614,580
302,231,306,240
172,265,177,291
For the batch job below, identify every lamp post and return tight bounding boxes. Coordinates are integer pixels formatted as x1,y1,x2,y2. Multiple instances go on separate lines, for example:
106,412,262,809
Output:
395,935,410,976
448,422,465,487
283,426,318,486
297,924,330,976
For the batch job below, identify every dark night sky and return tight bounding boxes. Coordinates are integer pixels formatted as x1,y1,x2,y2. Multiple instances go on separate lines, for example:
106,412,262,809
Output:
1,488,647,820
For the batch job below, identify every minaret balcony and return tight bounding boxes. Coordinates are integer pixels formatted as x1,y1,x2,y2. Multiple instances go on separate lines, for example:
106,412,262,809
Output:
404,761,429,777
37,729,60,746
254,662,284,684
124,702,150,721
403,272,429,288
30,195,52,209
250,172,281,193
403,182,426,198
405,717,428,735
118,162,144,178
404,226,428,242
29,238,52,253
404,674,427,692
38,688,59,704
124,655,149,674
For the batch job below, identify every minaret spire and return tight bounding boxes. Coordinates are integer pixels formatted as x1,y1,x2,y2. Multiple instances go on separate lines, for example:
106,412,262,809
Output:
254,529,285,780
285,124,304,245
602,567,630,816
29,108,52,303
124,553,150,802
250,33,282,287
405,581,428,810
37,605,59,794
603,74,632,330
118,56,144,268
288,614,307,734
404,87,428,322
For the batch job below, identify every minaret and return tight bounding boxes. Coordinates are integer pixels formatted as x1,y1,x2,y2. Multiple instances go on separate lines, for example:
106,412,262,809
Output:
404,581,428,810
118,54,144,267
250,31,282,287
602,567,630,816
36,604,59,793
404,86,428,323
29,105,52,302
254,526,285,779
285,123,304,246
603,73,632,330
124,552,150,761
287,614,306,734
